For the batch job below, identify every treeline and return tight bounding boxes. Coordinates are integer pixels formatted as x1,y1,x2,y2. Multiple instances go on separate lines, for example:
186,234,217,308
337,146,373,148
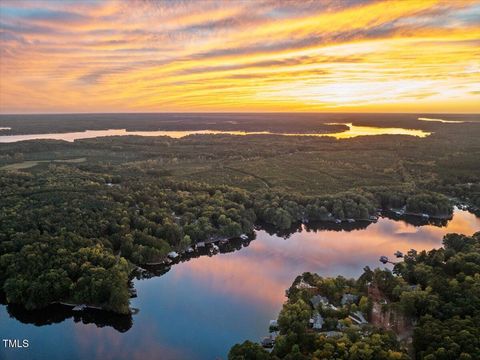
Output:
254,190,376,229
374,187,453,217
229,232,480,359
435,182,480,215
254,187,454,230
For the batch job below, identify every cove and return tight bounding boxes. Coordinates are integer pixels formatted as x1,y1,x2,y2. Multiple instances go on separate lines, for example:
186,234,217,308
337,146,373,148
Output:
0,209,478,360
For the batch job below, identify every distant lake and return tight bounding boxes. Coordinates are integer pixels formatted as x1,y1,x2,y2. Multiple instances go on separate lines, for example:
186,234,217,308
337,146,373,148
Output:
1,209,478,360
0,123,430,143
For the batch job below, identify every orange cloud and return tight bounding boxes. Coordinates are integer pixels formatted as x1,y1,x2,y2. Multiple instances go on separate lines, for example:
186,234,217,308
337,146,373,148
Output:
0,0,479,113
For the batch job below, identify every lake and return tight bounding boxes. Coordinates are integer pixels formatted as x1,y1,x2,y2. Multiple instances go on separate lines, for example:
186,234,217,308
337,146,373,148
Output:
1,209,478,359
0,123,430,143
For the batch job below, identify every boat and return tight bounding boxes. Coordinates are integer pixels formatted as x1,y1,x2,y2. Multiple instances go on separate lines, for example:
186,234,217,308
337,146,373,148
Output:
72,304,87,311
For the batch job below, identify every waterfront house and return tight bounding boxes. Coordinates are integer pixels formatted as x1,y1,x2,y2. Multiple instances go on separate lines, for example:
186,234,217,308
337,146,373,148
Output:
341,293,358,305
310,295,329,308
296,279,316,290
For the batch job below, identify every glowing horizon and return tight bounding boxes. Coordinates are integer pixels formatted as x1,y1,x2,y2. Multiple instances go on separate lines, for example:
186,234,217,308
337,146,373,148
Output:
1,0,479,114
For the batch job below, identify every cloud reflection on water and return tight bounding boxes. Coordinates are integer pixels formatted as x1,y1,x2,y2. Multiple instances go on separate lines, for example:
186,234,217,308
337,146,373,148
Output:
2,210,478,360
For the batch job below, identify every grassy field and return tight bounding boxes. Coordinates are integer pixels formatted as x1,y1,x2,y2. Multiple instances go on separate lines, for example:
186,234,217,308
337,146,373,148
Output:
0,157,86,170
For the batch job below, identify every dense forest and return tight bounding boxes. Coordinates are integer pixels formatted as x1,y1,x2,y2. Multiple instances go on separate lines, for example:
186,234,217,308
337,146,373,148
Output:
0,165,460,313
229,232,480,360
0,115,479,313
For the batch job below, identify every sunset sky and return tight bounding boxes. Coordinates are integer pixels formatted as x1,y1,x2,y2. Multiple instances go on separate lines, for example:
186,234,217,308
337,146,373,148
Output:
0,0,479,113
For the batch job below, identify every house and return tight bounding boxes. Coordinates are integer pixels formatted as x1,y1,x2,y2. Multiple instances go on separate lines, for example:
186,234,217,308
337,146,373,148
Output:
296,279,316,290
347,218,355,223
310,312,324,330
341,293,358,305
196,242,205,248
240,234,249,240
310,295,329,308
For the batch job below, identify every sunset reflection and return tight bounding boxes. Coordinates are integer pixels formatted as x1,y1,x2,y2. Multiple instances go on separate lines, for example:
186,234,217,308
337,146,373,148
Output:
163,210,480,310
0,123,431,143
124,209,478,359
1,210,478,360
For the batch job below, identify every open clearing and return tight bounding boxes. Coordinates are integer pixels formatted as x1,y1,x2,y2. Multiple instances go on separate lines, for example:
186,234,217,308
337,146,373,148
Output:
0,157,86,170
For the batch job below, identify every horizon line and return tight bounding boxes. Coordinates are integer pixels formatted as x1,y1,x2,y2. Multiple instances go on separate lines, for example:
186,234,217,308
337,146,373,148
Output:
1,111,479,116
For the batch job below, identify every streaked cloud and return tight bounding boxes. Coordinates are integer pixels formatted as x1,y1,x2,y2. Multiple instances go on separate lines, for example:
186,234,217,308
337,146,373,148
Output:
0,0,479,113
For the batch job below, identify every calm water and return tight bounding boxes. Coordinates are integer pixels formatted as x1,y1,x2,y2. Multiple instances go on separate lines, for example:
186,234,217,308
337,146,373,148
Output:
0,123,430,143
1,209,479,360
